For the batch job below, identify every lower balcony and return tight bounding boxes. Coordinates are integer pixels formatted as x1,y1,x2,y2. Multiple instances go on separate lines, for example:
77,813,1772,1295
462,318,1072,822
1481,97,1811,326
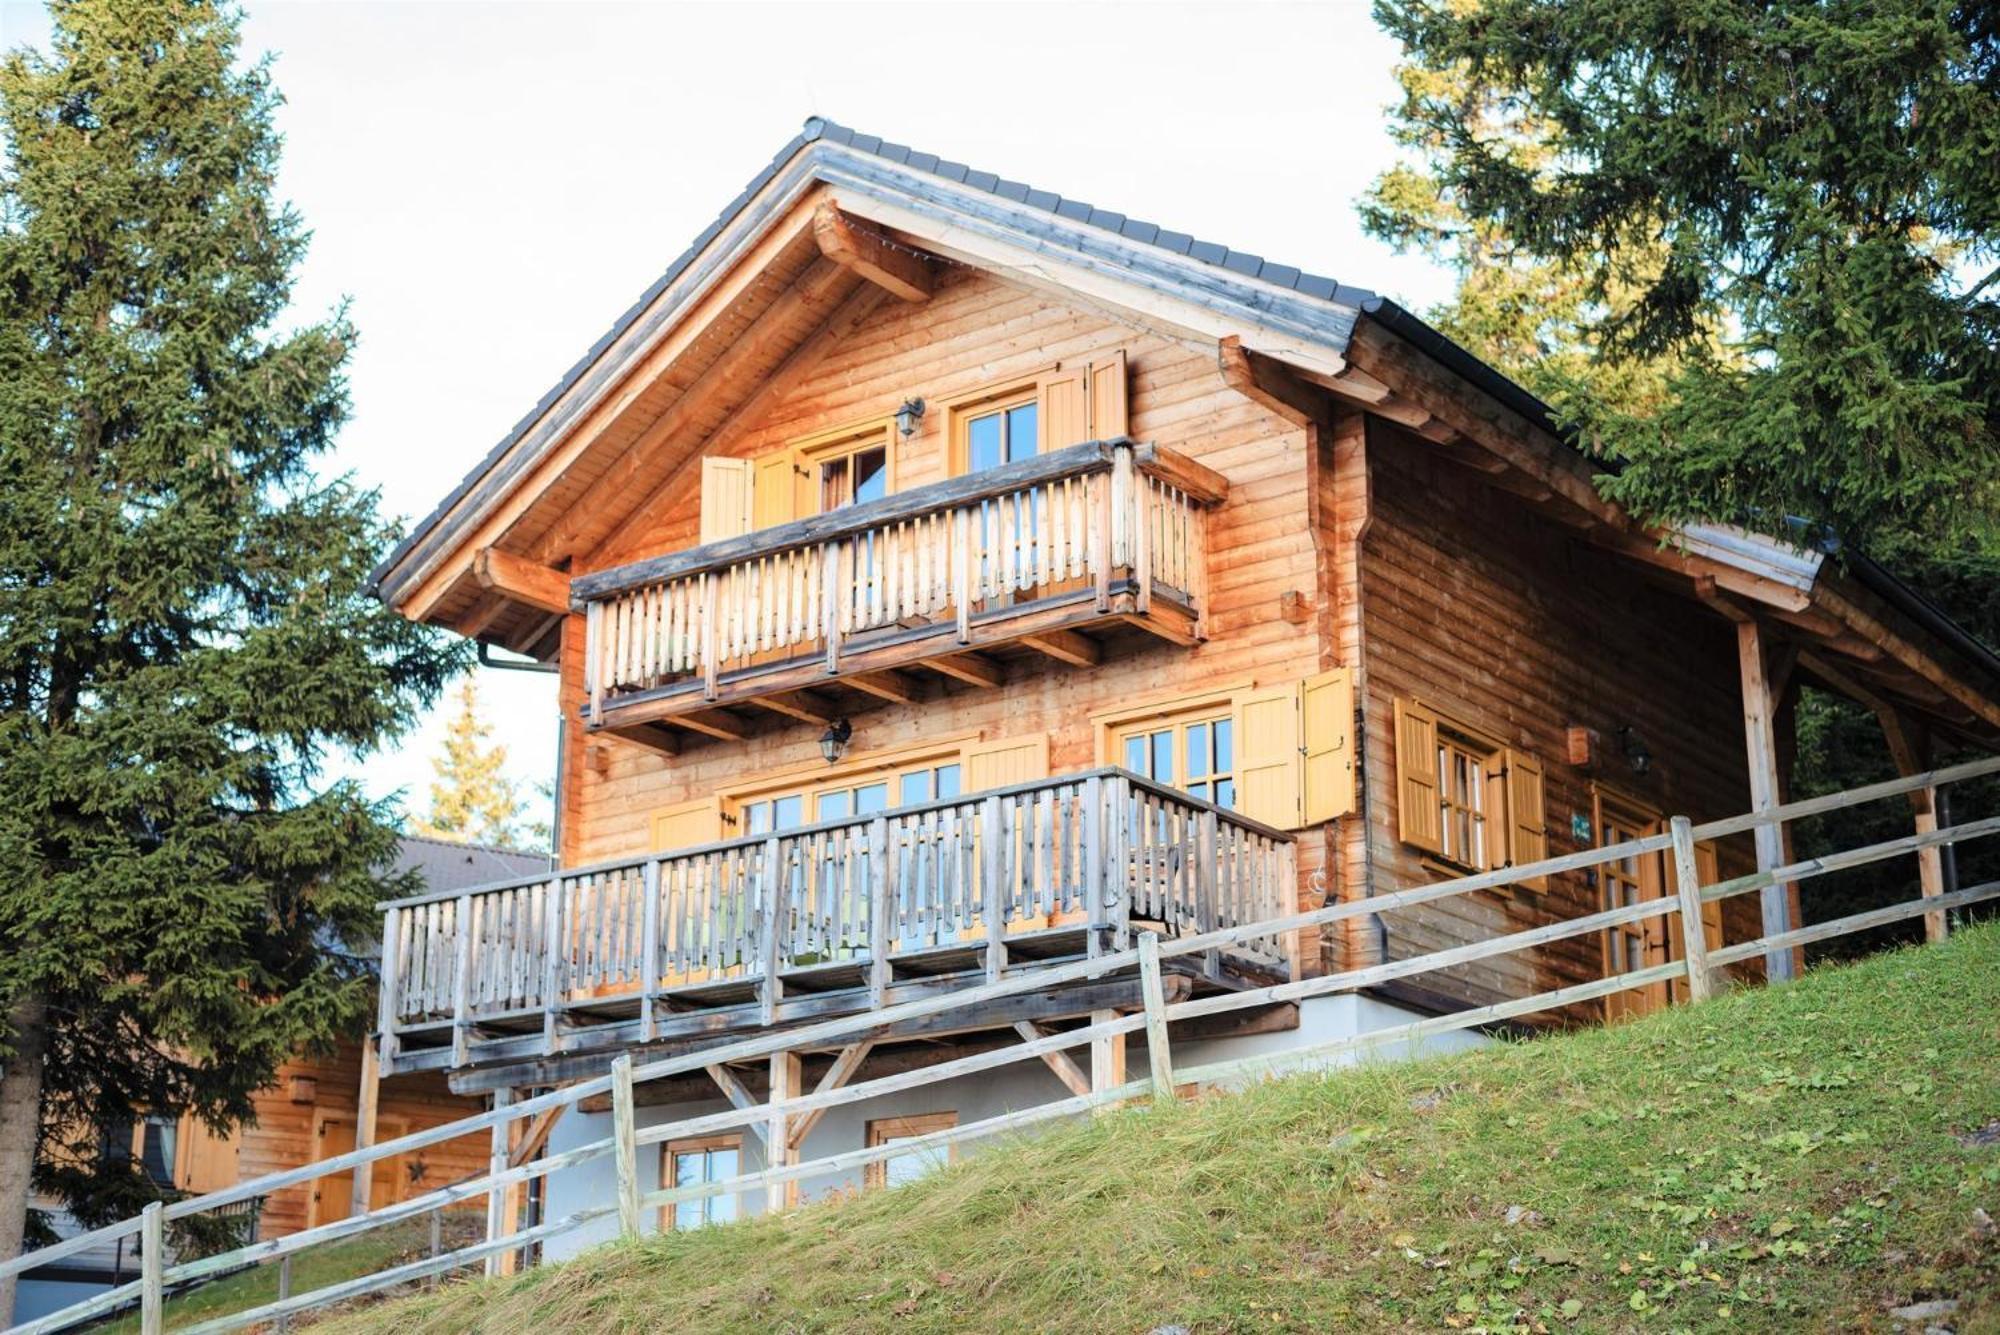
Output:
569,439,1227,748
377,770,1295,1080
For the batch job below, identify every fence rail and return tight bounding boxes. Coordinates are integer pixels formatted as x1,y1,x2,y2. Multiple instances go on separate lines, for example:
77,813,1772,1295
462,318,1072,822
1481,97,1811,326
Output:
9,752,1997,1335
575,438,1218,716
376,768,1296,1070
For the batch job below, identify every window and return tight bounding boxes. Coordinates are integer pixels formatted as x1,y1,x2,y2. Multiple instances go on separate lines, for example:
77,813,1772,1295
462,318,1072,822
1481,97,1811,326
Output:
963,395,1039,474
865,1113,957,1189
661,1135,741,1231
1393,697,1548,887
737,761,964,835
1093,673,1355,832
797,424,892,514
1116,710,1236,810
945,352,1129,478
103,1116,178,1189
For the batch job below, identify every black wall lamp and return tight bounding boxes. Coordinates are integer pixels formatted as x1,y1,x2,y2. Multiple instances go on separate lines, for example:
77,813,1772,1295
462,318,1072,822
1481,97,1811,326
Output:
1617,726,1653,776
894,398,926,438
819,718,853,765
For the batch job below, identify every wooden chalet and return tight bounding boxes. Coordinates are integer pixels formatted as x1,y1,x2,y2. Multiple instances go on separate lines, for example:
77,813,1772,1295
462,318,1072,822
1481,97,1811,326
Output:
360,119,2000,1219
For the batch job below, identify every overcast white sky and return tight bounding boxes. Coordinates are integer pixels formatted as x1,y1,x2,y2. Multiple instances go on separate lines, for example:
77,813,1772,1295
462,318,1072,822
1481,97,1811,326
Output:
0,0,1455,839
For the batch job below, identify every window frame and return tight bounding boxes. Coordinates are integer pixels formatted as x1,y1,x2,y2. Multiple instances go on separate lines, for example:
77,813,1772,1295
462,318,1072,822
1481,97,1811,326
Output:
947,380,1042,478
719,736,979,837
1110,706,1238,811
791,419,895,515
864,1112,958,1189
659,1133,744,1233
1398,699,1529,879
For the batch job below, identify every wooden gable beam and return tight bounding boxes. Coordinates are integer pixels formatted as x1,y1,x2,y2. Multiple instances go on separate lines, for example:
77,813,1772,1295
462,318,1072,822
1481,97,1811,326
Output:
785,1042,874,1149
927,651,1005,689
1813,580,2000,732
532,260,861,565
472,546,571,616
1217,335,1324,428
846,669,923,704
1020,628,1101,668
813,202,932,302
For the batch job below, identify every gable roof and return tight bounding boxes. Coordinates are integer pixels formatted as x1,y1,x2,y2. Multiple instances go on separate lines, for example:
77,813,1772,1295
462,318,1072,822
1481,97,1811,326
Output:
367,117,1999,736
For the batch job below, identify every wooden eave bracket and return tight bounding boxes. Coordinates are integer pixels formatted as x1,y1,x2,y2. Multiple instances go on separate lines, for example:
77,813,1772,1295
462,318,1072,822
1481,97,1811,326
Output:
472,546,571,617
814,202,932,301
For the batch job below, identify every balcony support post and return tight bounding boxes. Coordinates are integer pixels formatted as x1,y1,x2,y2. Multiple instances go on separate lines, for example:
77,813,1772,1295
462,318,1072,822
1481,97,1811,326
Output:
540,874,565,1055
980,794,1005,980
1083,775,1106,973
954,508,974,643
1092,471,1113,614
375,908,402,1072
821,542,842,674
701,573,720,701
1199,809,1221,980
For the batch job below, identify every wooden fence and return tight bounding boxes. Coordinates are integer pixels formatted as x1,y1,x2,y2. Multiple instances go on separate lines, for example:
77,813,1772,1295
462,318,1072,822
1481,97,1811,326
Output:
6,753,1997,1335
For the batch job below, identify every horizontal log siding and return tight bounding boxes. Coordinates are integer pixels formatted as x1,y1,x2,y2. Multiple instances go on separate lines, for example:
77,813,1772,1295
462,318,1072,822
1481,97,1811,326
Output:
559,267,1326,933
232,1044,486,1240
1357,428,1763,1011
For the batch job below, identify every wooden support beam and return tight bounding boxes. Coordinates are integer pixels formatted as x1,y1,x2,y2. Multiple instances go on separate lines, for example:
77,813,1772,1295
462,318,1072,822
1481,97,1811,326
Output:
925,651,1004,689
349,1037,381,1218
766,1051,801,1212
845,669,922,704
1013,1023,1091,1097
672,710,750,742
1217,335,1324,428
786,1042,873,1149
1813,581,2000,732
483,1087,515,1278
748,691,838,727
1089,1008,1126,1114
813,202,932,301
472,547,571,616
1019,628,1101,668
704,1063,770,1148
1738,620,1799,981
452,594,512,641
506,1103,566,1169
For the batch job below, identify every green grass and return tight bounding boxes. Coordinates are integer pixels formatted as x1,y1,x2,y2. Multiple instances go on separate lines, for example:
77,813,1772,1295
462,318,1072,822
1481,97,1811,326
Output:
90,1214,480,1333
321,926,2000,1334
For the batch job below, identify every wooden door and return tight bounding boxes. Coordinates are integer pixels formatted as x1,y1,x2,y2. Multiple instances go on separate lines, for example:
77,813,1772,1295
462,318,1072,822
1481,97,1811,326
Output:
308,1113,402,1227
1598,796,1671,1020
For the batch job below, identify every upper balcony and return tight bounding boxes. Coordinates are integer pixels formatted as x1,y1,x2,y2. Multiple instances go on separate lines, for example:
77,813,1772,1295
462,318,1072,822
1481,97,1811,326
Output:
570,438,1227,748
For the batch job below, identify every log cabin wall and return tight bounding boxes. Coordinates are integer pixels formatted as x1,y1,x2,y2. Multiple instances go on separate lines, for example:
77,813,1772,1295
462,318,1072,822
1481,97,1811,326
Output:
1353,422,1764,1010
554,264,1331,940
229,1044,485,1239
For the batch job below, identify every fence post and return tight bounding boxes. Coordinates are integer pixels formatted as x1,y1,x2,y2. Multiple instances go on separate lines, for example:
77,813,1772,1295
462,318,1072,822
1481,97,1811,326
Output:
276,1253,292,1334
758,836,785,1026
611,1055,641,1239
427,1208,442,1291
1138,931,1175,1103
1668,816,1715,1004
140,1200,163,1335
484,1086,514,1277
639,857,663,1042
1913,788,1948,944
451,891,475,1068
868,813,893,1009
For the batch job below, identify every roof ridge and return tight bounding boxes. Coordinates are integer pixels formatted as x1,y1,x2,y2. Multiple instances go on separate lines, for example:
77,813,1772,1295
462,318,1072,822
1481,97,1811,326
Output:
399,831,549,859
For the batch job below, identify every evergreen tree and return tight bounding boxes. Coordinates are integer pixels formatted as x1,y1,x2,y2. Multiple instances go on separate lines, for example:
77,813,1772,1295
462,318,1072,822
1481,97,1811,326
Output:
1371,0,2000,554
0,0,459,1313
414,678,537,852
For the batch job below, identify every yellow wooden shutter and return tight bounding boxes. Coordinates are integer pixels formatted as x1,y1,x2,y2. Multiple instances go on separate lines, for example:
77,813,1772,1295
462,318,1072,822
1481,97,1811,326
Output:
1393,697,1444,855
1039,366,1090,451
652,797,720,852
963,734,1050,793
1503,748,1548,890
1234,683,1303,829
1300,669,1356,824
1086,349,1129,440
699,457,754,544
175,1113,239,1194
1692,839,1724,950
753,452,800,530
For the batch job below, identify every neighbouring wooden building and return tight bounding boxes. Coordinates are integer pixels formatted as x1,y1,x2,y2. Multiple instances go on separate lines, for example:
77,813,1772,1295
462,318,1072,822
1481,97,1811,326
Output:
357,121,2000,1250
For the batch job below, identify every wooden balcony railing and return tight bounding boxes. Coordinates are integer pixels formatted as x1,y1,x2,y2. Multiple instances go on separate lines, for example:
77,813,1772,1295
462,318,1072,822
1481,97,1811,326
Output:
569,439,1225,732
375,769,1295,1073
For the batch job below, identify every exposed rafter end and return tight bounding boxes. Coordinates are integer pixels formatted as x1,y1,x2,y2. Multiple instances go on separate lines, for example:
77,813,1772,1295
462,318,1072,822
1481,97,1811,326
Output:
814,201,932,301
473,546,571,616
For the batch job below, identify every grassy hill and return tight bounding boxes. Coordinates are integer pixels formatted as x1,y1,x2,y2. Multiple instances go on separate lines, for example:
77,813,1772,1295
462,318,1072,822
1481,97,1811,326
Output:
320,925,2000,1334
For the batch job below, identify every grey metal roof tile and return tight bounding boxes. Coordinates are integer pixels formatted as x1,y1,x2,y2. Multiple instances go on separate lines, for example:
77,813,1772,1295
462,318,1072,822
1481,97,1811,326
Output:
1259,262,1301,287
965,169,1000,192
1119,220,1160,244
1187,240,1228,264
1023,188,1061,211
906,150,939,172
935,160,970,182
1153,229,1194,254
1054,199,1092,222
1087,208,1127,231
1221,250,1264,277
993,179,1031,203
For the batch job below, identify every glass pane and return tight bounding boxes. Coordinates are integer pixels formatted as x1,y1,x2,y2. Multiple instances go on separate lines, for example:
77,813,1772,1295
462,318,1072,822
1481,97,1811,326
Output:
1213,719,1233,775
709,1150,739,1222
1150,731,1173,785
817,789,852,822
899,771,932,807
1215,778,1236,811
882,1140,945,1188
1123,735,1146,773
1006,403,1038,460
1186,722,1209,778
854,782,889,816
934,764,960,800
744,801,772,837
1190,781,1210,803
852,447,888,504
772,794,804,831
968,412,1003,472
674,1151,703,1184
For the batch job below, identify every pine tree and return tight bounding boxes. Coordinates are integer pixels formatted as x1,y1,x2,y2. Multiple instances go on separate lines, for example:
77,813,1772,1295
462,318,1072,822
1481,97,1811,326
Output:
414,679,536,851
0,1,460,1314
1370,0,2000,553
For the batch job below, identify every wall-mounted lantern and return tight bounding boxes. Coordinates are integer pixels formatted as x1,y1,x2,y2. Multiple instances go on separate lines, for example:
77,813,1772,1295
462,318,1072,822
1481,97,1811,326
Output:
894,398,926,439
819,718,853,765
